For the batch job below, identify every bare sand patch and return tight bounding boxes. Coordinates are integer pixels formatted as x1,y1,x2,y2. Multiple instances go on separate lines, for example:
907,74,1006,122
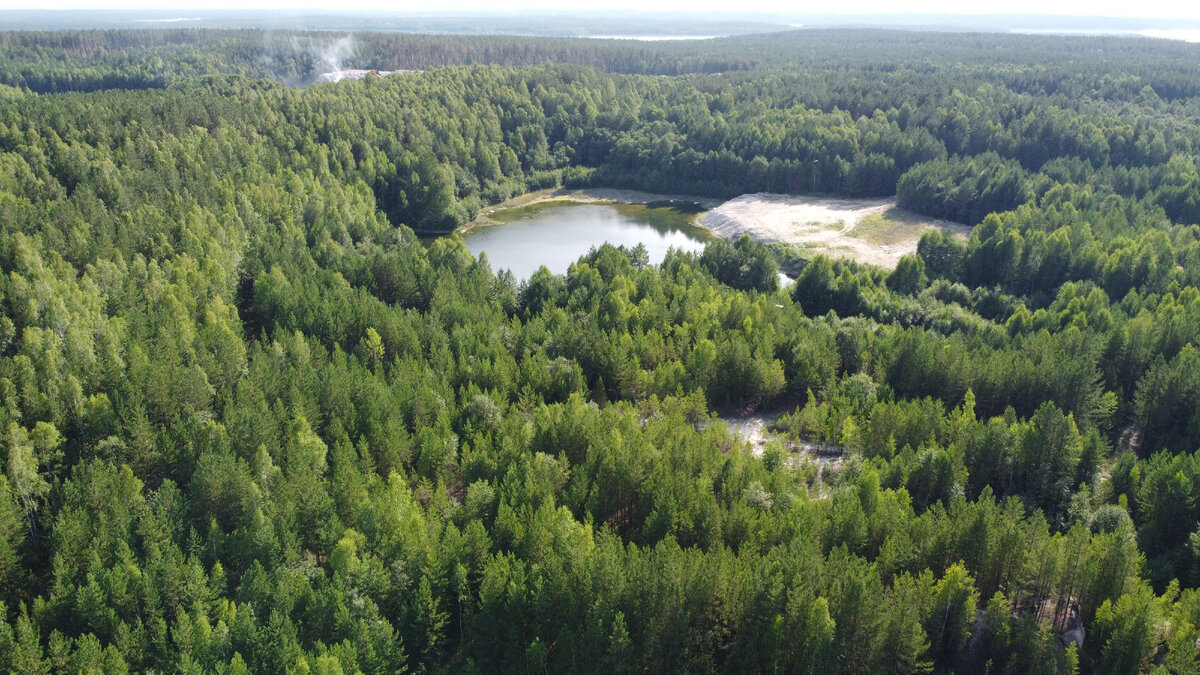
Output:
700,193,970,270
545,187,722,209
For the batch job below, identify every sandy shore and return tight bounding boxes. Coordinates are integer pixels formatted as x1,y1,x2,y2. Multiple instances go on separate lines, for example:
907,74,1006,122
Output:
463,188,970,271
460,188,722,234
700,193,969,269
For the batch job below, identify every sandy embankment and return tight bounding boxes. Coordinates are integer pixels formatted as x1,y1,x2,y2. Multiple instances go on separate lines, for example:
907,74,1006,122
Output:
461,188,721,234
535,187,722,209
699,193,969,270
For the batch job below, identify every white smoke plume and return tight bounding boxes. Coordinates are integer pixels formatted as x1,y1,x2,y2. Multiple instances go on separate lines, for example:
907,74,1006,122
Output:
318,36,355,74
264,34,358,86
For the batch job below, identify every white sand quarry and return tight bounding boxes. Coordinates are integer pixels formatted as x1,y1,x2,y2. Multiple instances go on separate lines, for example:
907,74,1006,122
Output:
700,193,969,269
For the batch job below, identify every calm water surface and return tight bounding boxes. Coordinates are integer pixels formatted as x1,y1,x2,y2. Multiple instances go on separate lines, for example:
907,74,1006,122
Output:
461,201,713,280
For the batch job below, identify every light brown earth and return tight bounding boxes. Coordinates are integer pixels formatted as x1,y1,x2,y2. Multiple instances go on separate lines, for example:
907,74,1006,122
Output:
699,193,970,270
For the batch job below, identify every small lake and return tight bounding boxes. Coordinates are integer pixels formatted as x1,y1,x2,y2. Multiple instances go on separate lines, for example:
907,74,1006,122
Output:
461,201,714,280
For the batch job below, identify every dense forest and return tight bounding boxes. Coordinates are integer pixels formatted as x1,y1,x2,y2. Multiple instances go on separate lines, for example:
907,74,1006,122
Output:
2,25,1200,672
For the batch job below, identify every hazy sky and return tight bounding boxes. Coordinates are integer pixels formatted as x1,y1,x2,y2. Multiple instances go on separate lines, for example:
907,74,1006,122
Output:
5,0,1200,19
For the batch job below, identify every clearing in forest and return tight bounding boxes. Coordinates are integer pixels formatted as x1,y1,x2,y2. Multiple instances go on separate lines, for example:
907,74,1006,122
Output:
699,193,970,269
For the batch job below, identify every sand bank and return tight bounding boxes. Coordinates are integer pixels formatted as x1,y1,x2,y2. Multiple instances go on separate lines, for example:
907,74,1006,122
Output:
699,193,969,270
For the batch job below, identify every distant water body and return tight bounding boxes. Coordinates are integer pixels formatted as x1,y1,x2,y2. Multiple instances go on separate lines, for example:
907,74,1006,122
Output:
584,35,723,41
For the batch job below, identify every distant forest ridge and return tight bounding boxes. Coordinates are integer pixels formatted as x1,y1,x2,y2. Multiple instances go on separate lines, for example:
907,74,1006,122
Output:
4,27,1200,91
4,9,1200,35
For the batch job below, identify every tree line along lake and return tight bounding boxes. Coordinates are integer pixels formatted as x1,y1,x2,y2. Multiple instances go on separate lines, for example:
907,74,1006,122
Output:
455,199,714,280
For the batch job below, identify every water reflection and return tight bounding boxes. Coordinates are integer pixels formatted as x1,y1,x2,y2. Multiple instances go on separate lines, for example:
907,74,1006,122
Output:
460,201,712,280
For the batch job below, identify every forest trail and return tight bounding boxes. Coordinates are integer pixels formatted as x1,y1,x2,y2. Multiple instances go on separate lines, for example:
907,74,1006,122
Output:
720,414,845,485
700,193,970,269
720,414,775,456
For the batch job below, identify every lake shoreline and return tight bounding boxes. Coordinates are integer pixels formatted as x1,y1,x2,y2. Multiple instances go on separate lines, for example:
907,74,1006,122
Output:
457,187,968,273
457,196,714,280
458,187,724,235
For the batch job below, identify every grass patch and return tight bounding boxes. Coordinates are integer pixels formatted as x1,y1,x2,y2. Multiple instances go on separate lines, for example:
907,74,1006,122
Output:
849,213,894,243
768,242,810,276
849,207,945,245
